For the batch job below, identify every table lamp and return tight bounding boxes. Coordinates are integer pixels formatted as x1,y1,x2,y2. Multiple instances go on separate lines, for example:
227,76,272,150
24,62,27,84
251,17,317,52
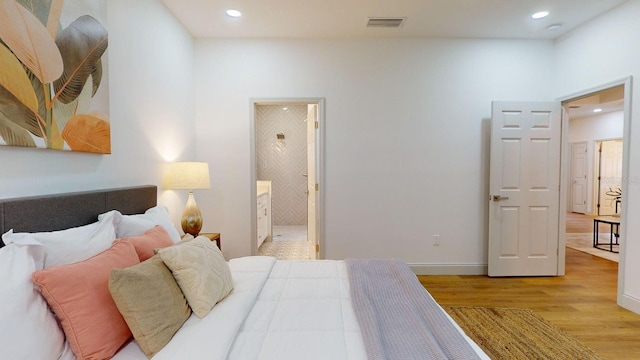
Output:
165,162,210,236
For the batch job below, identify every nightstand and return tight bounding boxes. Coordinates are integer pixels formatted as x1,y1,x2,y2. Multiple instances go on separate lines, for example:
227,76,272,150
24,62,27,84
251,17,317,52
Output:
199,233,221,250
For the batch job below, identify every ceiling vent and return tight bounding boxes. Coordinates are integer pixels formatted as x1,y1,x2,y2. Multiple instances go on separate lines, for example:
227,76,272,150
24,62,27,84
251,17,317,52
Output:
367,17,406,28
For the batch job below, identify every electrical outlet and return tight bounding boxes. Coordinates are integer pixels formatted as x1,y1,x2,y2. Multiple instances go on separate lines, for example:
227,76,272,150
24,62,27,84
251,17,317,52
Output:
433,234,440,246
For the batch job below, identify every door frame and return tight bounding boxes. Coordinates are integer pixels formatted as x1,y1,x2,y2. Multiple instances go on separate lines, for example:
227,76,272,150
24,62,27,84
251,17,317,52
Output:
249,98,325,258
558,76,631,306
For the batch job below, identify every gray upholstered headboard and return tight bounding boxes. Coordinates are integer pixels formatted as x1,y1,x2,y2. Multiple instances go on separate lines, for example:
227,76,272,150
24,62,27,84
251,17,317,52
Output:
0,185,157,248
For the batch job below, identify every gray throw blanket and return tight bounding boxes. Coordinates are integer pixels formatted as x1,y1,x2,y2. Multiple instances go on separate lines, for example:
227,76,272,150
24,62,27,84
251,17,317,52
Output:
345,259,481,360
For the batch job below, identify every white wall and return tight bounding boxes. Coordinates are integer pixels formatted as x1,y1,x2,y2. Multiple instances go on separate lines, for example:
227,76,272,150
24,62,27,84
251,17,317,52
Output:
569,110,624,214
570,111,624,143
0,0,196,231
194,38,555,271
555,0,640,312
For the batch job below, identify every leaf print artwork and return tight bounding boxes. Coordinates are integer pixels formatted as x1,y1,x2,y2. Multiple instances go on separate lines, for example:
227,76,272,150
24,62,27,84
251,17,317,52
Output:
0,0,110,154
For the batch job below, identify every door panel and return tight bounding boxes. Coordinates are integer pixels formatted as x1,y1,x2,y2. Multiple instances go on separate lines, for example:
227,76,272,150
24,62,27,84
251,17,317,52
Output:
500,207,519,256
571,142,588,213
529,207,549,256
489,101,561,277
598,140,623,216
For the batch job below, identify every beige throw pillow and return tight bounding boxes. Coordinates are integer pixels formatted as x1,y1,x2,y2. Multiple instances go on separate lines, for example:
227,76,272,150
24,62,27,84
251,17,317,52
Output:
109,255,191,358
158,236,234,318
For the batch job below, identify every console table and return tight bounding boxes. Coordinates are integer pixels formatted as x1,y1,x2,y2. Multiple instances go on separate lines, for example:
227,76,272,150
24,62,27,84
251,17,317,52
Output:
593,216,620,253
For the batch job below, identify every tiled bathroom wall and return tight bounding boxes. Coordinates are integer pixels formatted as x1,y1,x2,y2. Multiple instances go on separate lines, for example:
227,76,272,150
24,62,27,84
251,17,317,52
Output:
256,105,308,226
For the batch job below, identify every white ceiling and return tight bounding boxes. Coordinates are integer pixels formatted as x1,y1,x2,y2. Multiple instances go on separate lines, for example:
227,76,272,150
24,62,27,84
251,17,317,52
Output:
159,0,627,39
565,86,625,119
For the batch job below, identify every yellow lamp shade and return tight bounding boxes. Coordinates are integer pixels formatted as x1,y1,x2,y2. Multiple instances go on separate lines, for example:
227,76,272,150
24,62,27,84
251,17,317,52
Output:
164,162,210,190
165,162,211,236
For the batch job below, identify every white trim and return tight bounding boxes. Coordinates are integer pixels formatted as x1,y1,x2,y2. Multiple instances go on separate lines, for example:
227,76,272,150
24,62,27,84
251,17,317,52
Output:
557,76,632,311
558,107,569,275
409,263,488,276
249,98,326,258
620,294,640,315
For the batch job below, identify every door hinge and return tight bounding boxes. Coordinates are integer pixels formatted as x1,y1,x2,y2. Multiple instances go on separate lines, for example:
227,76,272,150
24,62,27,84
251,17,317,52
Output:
315,183,319,191
316,244,320,252
315,121,319,129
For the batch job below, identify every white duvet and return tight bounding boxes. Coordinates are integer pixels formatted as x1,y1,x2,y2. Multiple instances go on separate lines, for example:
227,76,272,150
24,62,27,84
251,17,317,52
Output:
111,256,489,360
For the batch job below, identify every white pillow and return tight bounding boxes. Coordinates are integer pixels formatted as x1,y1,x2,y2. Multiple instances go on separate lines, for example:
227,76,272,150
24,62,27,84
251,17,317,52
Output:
2,211,117,268
100,206,181,243
0,243,65,360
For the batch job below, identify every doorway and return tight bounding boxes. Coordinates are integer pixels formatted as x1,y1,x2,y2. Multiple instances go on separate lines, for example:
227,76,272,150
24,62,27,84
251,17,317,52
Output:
595,139,623,216
249,98,324,260
560,80,629,304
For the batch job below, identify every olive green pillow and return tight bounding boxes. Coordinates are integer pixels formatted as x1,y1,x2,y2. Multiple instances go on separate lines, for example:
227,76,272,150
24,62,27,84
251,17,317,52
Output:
158,236,234,318
109,255,191,358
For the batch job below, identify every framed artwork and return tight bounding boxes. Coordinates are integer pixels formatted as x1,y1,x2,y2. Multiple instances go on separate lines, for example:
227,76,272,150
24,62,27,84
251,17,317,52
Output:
0,0,110,154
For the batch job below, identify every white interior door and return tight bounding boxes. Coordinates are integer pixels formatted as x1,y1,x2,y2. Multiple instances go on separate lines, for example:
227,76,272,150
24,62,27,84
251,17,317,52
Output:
307,104,318,259
571,142,588,213
489,101,561,277
598,140,623,215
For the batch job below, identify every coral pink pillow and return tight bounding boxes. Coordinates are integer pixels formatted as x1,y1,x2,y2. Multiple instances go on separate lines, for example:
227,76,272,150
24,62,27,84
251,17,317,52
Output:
120,225,174,262
32,241,140,360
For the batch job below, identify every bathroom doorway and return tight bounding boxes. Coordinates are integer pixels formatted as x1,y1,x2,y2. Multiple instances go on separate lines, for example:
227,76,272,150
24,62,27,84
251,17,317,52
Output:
250,99,324,260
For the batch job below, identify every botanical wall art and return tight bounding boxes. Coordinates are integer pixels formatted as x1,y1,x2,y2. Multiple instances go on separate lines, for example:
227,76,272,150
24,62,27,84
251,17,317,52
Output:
0,0,110,154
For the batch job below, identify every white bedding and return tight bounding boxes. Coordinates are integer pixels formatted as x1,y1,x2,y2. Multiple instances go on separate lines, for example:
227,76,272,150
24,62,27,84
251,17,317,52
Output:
112,256,489,360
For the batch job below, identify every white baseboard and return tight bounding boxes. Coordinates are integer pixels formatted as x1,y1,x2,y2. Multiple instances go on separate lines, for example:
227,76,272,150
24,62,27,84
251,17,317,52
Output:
408,263,488,275
620,293,640,315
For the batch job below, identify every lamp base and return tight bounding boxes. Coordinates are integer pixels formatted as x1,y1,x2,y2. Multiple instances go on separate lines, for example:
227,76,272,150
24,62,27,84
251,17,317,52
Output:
181,191,203,237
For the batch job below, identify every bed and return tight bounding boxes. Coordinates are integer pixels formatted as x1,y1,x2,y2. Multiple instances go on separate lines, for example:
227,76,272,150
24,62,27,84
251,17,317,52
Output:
0,186,489,360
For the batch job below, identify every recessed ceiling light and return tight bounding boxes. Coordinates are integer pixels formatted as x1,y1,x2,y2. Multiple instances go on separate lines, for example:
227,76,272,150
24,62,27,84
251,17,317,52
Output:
226,9,242,18
531,11,549,20
593,108,603,113
547,23,562,31
282,107,289,111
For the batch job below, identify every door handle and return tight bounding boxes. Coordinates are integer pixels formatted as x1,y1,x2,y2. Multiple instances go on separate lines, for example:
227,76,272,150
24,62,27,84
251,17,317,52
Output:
492,195,510,201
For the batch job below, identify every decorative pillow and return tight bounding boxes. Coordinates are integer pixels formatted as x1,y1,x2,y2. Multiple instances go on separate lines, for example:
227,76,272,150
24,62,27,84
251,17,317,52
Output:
2,211,117,268
109,255,191,358
120,225,174,262
158,236,234,318
100,206,181,243
32,241,140,360
0,243,65,360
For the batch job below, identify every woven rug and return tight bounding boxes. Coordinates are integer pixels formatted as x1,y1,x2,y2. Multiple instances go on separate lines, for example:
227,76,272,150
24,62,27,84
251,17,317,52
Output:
444,306,603,360
565,233,619,262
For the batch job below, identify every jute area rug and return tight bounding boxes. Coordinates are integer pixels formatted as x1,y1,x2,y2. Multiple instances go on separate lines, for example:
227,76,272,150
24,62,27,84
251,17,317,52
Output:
565,233,619,263
444,306,603,360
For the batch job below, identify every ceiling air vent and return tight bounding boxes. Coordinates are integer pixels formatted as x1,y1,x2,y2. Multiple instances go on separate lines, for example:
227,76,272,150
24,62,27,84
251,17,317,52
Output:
367,17,406,28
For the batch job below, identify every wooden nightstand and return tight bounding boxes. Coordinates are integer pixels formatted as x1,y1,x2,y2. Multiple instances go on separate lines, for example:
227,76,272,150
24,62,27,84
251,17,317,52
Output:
199,233,221,250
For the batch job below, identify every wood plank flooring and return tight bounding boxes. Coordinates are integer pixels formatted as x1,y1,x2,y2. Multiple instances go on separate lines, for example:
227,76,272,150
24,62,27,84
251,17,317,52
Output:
419,248,640,359
566,211,613,233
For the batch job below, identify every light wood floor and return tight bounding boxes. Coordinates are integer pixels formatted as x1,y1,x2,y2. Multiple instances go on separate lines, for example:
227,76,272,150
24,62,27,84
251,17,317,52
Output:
419,248,640,359
566,211,613,233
